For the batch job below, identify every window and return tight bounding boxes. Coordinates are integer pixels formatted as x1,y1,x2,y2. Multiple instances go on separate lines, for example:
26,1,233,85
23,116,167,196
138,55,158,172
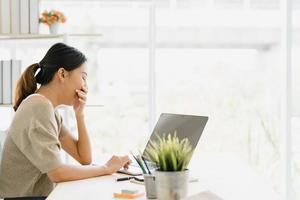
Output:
0,1,298,199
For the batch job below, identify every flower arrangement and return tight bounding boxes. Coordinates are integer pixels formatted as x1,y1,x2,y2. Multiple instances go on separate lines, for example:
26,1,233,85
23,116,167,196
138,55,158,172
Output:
39,10,67,26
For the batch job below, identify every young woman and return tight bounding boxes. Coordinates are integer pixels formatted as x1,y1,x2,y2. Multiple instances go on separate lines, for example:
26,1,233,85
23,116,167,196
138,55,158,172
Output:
0,43,131,199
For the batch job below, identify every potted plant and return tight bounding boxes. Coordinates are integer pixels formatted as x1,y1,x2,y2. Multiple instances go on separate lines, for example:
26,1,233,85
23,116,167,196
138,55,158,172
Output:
144,132,193,200
39,10,67,34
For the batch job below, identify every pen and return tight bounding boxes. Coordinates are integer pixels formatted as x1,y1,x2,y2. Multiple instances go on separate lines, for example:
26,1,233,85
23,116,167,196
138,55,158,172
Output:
116,176,144,182
116,177,133,182
130,151,147,174
139,150,151,175
130,179,145,185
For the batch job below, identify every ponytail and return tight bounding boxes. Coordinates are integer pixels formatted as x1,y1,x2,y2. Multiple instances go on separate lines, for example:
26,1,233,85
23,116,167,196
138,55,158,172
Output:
13,63,40,112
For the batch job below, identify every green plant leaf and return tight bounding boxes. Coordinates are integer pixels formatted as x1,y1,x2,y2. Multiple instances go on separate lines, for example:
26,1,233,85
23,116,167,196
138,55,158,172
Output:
146,131,193,171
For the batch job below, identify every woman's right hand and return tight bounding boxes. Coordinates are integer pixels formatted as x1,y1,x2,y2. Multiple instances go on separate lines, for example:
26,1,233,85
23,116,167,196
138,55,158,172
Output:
104,155,132,174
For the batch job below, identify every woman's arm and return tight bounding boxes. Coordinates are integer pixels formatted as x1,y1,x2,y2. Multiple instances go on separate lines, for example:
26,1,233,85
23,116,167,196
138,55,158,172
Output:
76,113,92,164
47,155,131,183
48,164,108,182
59,115,92,165
59,85,92,165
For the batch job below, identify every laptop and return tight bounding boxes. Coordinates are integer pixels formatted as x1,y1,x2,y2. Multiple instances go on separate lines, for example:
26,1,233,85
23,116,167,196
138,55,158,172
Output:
117,113,209,176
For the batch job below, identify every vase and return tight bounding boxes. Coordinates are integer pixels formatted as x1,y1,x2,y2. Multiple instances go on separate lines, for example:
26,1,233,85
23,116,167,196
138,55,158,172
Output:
49,22,60,34
155,170,189,200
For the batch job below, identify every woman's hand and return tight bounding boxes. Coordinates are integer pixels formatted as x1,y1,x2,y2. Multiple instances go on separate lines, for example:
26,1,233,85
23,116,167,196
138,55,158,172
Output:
73,86,88,116
104,155,132,174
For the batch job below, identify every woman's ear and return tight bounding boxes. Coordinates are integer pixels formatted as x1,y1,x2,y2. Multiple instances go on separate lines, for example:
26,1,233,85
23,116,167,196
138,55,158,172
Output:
57,68,67,82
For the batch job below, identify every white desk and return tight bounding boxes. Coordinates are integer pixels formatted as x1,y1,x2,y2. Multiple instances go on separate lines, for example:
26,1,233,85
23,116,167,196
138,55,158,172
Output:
46,154,279,200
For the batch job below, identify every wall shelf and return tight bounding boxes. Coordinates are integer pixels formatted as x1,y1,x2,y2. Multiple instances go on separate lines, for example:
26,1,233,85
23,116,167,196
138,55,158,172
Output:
0,104,104,107
0,33,102,40
0,104,14,108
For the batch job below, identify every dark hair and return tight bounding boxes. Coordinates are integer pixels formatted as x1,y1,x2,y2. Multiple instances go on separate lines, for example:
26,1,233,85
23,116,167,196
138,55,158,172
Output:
13,43,87,111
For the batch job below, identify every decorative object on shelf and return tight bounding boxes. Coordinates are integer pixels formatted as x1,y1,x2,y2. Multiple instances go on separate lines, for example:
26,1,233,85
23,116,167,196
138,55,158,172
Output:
0,60,22,105
144,132,193,200
39,10,66,34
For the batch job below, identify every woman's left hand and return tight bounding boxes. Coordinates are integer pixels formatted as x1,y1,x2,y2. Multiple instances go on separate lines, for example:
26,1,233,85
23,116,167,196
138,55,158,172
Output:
73,86,88,116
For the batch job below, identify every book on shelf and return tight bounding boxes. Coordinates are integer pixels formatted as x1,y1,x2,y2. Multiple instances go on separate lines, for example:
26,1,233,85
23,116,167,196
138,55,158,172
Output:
0,61,3,104
20,0,30,34
0,0,39,34
11,60,22,102
2,60,12,104
11,0,20,34
29,0,39,34
0,59,22,105
0,0,11,34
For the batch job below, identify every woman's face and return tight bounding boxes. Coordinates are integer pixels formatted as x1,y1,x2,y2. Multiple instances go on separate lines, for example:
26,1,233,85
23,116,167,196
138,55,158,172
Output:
61,64,87,106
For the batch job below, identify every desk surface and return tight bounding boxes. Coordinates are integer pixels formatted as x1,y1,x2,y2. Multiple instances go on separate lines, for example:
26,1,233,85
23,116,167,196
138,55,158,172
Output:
46,154,279,200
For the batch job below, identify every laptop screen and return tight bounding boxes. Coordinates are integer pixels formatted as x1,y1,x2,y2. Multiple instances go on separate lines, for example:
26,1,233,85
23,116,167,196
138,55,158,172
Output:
142,113,208,164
